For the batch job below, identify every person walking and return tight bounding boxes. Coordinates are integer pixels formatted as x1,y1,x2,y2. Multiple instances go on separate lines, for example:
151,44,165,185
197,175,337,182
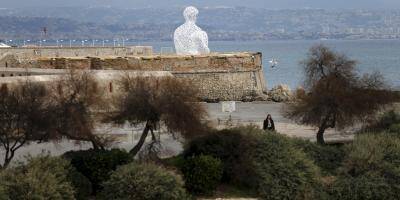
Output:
263,114,275,131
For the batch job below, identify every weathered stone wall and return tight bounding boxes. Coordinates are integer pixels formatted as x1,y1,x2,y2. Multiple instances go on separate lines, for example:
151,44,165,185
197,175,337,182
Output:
174,70,265,101
0,51,267,101
10,52,261,71
0,46,153,67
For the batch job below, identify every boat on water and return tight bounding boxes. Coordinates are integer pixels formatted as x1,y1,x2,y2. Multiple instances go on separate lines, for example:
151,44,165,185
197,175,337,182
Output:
269,58,278,68
0,43,11,48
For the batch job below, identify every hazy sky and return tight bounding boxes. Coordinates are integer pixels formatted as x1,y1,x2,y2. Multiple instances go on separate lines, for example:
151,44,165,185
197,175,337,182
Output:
1,0,400,9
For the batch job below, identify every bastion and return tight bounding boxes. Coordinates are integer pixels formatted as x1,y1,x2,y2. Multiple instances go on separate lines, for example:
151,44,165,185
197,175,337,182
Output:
0,47,267,101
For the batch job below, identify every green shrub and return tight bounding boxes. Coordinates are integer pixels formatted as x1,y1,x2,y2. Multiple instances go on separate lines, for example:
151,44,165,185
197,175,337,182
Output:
292,138,346,175
389,123,400,134
184,126,323,199
332,173,395,200
182,155,223,195
63,149,132,193
183,128,254,183
331,133,400,200
367,110,400,133
0,155,75,200
99,162,189,200
247,132,322,200
163,154,186,169
67,167,92,200
379,110,400,128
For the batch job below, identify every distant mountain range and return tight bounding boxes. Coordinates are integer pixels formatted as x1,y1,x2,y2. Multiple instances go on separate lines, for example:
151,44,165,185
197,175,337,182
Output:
0,7,399,41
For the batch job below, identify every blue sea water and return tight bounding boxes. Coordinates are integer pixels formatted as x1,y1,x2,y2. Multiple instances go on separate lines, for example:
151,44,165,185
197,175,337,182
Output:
140,40,400,90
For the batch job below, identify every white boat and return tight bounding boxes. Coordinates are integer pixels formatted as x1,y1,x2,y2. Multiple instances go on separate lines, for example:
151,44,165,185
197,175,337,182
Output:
269,58,278,68
0,43,11,48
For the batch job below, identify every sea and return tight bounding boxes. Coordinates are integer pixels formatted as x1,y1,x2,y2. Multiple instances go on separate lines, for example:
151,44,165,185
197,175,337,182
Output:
137,40,400,90
34,39,400,90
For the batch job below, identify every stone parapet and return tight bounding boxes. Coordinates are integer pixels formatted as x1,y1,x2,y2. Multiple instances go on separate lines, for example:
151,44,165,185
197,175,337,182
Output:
0,46,153,64
0,52,267,101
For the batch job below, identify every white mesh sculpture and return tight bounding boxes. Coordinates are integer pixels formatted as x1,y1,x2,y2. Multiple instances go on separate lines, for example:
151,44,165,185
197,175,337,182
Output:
174,6,210,55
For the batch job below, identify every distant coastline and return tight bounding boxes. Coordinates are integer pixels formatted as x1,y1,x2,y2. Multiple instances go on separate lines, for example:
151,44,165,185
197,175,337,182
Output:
1,7,400,41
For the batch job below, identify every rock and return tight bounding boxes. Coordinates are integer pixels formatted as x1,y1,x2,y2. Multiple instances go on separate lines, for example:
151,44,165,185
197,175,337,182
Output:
241,95,255,102
254,94,269,101
268,84,292,102
294,86,306,97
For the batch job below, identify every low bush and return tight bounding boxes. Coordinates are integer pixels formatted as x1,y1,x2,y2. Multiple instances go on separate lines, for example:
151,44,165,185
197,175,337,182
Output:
63,148,132,193
184,126,323,199
389,123,400,134
366,110,400,133
247,132,322,200
0,155,75,200
332,173,395,200
99,162,189,200
182,155,223,195
379,110,400,128
67,167,92,200
183,128,254,183
331,133,400,200
292,138,346,175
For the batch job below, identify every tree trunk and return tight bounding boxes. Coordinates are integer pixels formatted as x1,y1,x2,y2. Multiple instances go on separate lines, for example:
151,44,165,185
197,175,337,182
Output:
316,127,326,145
129,122,151,156
2,159,10,169
2,150,14,169
150,128,156,141
89,134,105,150
91,140,100,150
316,112,337,145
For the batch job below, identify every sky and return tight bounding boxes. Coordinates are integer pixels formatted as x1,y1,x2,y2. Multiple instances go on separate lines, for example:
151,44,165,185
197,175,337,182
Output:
1,0,400,9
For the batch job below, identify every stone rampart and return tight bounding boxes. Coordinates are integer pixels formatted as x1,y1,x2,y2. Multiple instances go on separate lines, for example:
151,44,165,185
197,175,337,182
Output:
0,51,267,101
174,70,265,101
0,46,152,64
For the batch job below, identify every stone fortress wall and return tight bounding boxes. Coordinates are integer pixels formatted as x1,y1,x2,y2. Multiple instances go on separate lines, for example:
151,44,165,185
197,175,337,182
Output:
0,47,267,101
0,46,153,59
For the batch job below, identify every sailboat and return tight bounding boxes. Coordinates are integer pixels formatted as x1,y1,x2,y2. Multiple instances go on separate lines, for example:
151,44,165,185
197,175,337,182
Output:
269,58,278,68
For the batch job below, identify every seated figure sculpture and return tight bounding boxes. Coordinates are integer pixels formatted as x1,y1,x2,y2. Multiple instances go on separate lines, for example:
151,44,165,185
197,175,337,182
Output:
174,6,210,55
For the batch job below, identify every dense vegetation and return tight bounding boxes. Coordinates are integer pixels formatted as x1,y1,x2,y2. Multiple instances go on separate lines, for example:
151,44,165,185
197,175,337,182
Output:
330,133,400,200
0,155,76,200
184,126,324,199
179,113,400,199
0,118,399,199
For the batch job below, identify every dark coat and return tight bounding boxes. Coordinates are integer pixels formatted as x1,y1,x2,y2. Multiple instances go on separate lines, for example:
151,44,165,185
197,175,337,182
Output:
263,118,275,131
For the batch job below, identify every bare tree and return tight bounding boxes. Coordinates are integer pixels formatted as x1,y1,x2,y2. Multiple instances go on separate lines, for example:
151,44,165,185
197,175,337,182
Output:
47,70,109,150
0,81,50,168
284,44,399,144
109,76,207,157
